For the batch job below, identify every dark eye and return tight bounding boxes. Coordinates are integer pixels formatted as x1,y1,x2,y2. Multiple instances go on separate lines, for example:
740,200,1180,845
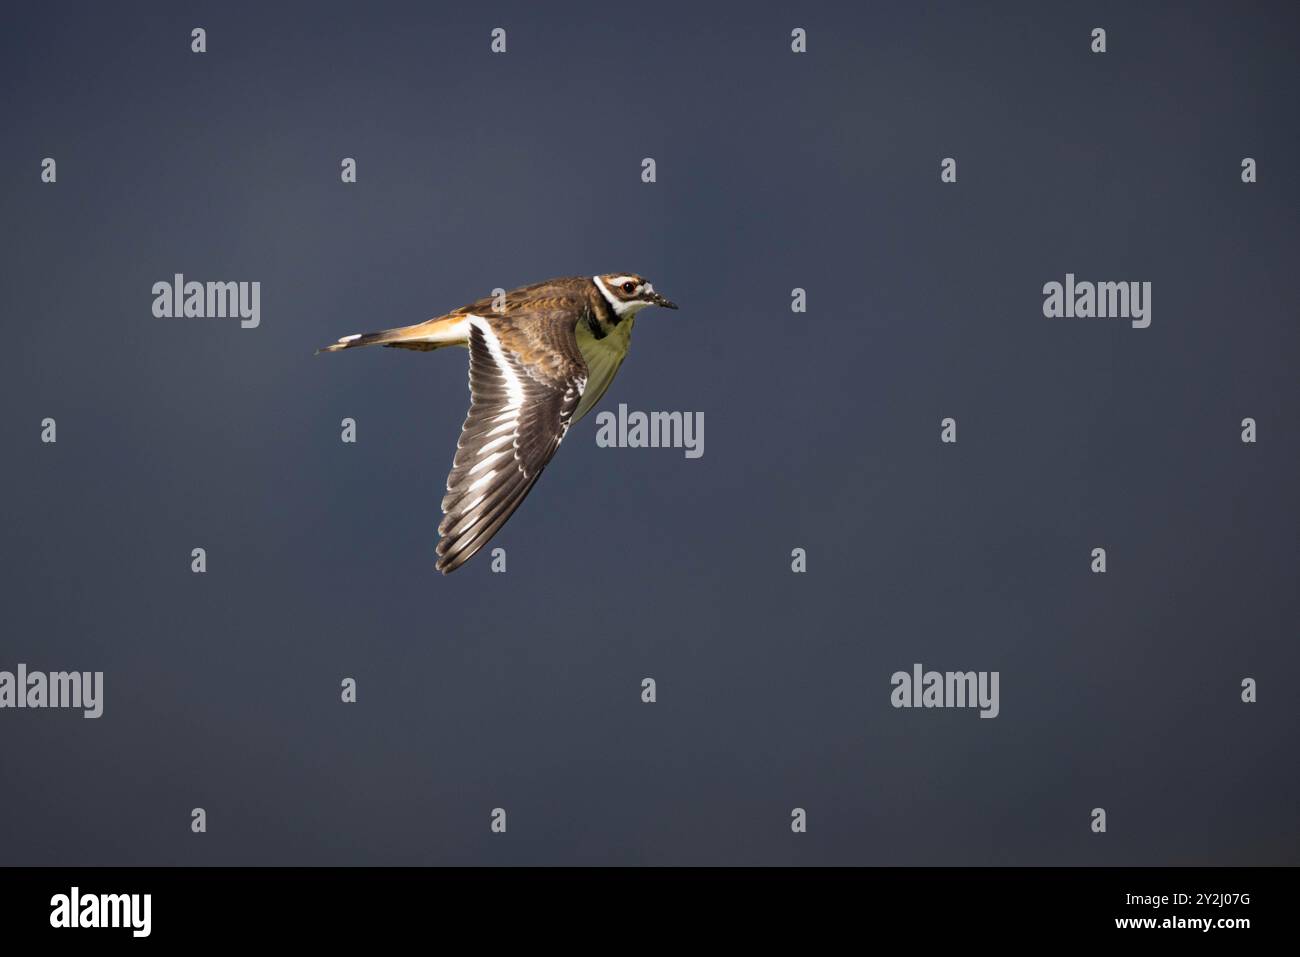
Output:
621,281,637,294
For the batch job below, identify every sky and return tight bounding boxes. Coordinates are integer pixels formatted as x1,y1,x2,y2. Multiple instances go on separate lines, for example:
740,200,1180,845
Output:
0,0,1296,865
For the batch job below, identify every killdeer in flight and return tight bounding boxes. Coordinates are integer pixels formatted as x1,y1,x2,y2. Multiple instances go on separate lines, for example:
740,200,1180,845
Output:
319,274,678,573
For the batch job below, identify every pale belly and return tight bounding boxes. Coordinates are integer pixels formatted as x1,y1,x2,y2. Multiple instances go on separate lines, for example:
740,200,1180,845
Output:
573,316,635,423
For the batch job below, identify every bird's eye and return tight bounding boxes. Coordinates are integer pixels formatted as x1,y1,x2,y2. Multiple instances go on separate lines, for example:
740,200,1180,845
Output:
621,281,637,294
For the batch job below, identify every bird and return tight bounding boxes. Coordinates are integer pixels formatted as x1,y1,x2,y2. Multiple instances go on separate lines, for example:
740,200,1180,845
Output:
318,274,678,573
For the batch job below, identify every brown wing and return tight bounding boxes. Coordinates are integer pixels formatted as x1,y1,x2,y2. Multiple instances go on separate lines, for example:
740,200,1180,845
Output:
435,310,588,573
318,277,590,354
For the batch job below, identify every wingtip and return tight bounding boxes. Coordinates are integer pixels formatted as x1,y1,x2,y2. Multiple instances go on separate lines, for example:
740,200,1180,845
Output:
435,543,466,575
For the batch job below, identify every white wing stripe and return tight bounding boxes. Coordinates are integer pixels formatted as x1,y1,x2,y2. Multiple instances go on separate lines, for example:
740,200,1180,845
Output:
468,448,512,476
468,315,525,413
466,468,502,492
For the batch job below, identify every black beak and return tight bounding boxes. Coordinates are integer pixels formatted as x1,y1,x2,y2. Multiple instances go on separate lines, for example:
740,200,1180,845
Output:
651,292,679,310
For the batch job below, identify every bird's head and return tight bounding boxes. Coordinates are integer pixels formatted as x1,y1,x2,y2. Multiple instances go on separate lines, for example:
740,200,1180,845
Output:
595,273,678,316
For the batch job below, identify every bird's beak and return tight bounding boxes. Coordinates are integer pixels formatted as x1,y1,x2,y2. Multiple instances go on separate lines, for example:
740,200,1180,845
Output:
650,292,679,310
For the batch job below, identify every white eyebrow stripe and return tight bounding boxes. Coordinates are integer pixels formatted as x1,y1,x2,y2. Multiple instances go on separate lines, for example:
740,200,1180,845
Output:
608,275,638,287
593,275,626,313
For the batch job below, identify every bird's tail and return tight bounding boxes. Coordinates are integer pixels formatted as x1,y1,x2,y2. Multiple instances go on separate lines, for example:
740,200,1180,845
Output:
316,315,469,354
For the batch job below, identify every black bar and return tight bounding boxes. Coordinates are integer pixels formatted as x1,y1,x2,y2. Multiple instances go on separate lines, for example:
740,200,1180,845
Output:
0,867,1275,943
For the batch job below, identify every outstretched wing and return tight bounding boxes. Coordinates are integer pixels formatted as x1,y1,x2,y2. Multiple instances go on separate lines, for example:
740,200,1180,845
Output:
436,313,587,573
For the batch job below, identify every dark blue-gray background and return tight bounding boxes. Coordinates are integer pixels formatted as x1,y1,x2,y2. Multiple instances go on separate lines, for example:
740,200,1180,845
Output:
1,1,1296,865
